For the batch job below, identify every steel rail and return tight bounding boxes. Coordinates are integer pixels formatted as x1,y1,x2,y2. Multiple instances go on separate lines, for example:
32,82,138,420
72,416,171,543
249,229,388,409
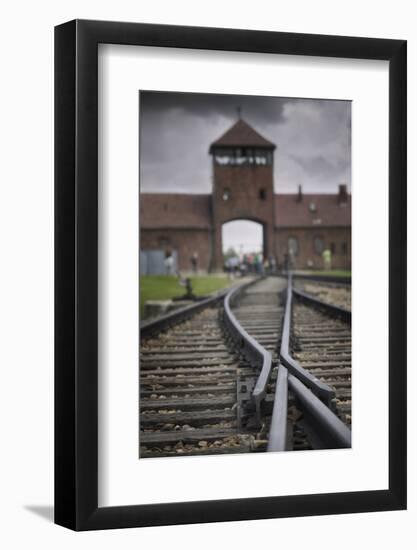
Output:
140,288,229,339
293,273,351,286
266,364,288,452
288,374,351,448
280,275,335,405
267,273,351,450
292,287,351,325
223,279,274,423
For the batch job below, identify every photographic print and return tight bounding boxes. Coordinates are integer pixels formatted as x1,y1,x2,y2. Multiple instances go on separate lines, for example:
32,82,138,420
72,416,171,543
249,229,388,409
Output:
55,21,406,529
139,91,352,459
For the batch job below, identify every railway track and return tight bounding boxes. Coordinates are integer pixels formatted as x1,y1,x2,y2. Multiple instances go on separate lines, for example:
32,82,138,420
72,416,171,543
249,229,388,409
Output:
139,275,351,458
139,281,269,458
291,296,352,426
229,278,317,452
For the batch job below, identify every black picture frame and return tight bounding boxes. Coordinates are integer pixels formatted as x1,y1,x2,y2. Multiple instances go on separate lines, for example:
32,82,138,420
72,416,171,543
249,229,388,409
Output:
55,19,407,531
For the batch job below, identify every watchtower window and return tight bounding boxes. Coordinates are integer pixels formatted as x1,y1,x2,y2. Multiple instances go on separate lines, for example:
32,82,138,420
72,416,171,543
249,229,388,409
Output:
213,147,272,166
259,188,266,200
254,149,268,165
214,148,234,165
222,188,230,201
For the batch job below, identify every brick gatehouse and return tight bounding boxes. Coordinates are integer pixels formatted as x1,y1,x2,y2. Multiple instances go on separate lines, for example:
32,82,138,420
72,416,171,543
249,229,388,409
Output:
140,118,351,273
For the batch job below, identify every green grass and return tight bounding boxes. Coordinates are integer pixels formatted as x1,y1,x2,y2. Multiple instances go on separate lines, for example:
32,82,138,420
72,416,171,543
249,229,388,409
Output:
311,270,351,277
295,269,351,278
140,275,232,316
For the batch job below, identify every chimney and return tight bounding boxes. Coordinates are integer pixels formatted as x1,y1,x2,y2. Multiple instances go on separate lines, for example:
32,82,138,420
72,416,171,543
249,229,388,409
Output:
296,184,303,203
338,184,348,204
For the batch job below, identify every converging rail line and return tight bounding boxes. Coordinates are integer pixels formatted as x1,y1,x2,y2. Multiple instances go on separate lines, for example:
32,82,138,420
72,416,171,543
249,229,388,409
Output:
139,275,351,458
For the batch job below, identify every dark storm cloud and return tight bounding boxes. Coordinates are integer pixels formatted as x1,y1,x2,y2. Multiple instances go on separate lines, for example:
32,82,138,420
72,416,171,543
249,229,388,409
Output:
140,91,288,125
139,91,351,194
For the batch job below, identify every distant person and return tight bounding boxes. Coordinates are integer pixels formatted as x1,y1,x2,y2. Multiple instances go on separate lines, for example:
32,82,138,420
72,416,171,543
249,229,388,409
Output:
226,256,239,279
254,253,262,274
247,254,254,273
164,250,174,275
322,247,332,270
242,254,248,273
269,256,277,274
190,251,198,273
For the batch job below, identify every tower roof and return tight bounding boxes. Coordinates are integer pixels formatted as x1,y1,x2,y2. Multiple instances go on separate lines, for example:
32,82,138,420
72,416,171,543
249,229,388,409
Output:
209,119,276,152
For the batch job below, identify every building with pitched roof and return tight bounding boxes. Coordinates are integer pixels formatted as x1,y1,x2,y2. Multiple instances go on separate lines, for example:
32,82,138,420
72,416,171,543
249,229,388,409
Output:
140,118,351,273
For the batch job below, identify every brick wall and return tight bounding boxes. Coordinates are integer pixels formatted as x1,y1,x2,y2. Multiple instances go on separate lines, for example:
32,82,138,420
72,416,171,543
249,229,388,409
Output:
140,190,351,273
274,226,351,270
211,163,275,269
140,228,212,272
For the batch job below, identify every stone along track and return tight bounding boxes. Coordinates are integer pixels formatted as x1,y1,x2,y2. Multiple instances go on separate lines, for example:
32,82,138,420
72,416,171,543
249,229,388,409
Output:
291,298,352,426
139,276,351,458
293,279,351,311
139,280,279,458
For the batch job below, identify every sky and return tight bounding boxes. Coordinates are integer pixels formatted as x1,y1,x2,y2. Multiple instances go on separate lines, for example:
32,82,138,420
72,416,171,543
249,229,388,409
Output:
222,220,263,255
139,91,351,195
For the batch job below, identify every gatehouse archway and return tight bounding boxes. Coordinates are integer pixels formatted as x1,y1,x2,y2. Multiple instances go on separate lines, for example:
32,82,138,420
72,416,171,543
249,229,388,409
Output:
221,219,265,272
